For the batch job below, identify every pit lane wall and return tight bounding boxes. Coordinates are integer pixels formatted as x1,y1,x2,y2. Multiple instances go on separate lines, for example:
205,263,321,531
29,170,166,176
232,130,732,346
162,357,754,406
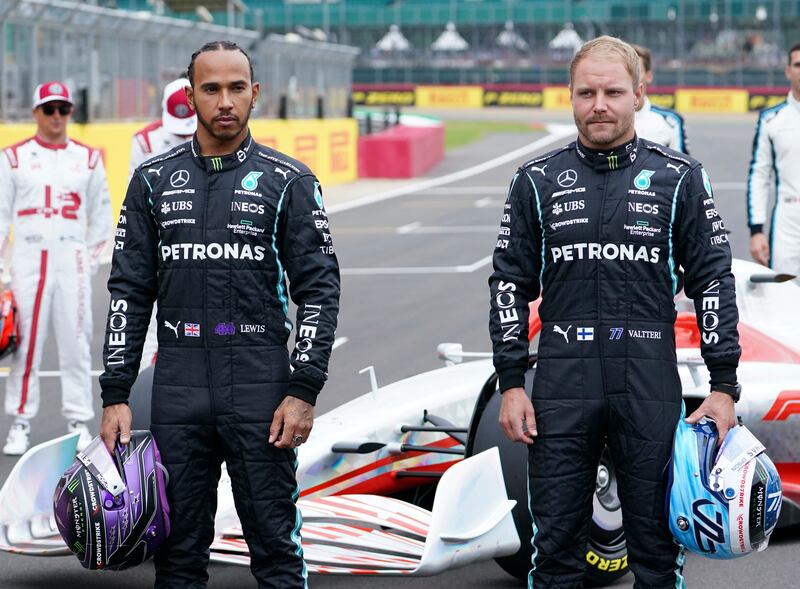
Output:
353,84,789,112
0,119,357,219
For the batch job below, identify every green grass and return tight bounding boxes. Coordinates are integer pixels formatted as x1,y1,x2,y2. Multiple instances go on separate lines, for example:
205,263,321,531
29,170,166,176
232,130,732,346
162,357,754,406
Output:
444,121,542,150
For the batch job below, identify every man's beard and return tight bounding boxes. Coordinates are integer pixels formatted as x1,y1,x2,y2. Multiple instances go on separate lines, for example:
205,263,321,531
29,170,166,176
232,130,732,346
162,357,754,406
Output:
197,102,253,143
574,112,632,148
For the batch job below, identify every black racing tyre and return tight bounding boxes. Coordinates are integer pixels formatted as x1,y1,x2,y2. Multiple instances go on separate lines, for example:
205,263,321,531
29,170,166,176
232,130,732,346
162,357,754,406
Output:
466,367,629,586
128,366,154,430
584,448,629,586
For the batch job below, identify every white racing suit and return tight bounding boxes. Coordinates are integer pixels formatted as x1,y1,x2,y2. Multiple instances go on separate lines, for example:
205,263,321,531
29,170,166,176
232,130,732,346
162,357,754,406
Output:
0,136,112,421
635,97,690,154
129,121,192,370
746,92,800,276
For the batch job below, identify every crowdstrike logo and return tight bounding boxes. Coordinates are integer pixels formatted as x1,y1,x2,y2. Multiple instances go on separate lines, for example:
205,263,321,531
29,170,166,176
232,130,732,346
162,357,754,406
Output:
550,243,660,264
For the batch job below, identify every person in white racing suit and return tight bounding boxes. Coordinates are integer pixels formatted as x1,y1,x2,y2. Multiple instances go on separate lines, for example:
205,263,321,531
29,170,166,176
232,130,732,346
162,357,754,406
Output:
747,42,800,276
0,81,112,455
633,44,690,154
128,77,197,174
128,77,197,370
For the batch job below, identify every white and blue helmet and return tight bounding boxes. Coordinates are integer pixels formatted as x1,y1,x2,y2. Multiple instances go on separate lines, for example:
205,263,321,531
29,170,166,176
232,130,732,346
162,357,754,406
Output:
666,413,782,558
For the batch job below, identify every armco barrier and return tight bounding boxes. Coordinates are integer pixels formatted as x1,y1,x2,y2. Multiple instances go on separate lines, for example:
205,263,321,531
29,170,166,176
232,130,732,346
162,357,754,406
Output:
353,84,789,112
0,119,357,221
358,124,445,179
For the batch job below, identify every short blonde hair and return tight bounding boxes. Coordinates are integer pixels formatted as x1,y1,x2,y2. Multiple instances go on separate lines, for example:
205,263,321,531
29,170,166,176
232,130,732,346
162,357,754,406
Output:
569,36,640,89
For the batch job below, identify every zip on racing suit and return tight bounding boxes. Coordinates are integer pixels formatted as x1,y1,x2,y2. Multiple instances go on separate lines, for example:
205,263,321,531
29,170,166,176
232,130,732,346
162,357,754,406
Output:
746,92,800,275
489,136,740,588
99,133,340,588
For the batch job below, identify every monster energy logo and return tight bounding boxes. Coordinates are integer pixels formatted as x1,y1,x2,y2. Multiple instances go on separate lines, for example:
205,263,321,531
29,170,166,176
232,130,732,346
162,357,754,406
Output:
607,155,619,169
67,478,80,493
73,541,85,553
210,157,223,172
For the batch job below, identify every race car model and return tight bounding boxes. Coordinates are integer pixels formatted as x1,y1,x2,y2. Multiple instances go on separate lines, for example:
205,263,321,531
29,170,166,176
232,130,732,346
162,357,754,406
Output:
0,259,798,586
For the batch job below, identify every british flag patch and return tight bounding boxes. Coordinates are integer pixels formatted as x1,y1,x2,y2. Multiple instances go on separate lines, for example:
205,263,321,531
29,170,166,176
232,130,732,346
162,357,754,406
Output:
184,323,200,337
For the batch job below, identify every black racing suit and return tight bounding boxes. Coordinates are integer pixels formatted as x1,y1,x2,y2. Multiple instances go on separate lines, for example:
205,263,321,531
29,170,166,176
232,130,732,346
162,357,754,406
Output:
489,137,740,588
100,134,340,588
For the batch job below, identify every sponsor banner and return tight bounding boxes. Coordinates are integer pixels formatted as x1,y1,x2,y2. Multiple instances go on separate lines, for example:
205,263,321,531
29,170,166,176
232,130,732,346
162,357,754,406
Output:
415,86,484,109
747,88,789,111
0,118,357,224
675,89,749,113
648,93,676,109
483,89,543,107
352,89,416,107
542,86,572,110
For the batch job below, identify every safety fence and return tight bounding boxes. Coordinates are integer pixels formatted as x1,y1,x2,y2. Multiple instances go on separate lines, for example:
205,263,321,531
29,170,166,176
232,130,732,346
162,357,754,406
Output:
353,84,790,112
0,0,358,122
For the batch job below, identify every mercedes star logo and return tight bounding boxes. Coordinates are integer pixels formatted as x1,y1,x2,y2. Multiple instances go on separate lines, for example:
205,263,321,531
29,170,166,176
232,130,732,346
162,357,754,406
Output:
170,169,190,188
557,169,578,188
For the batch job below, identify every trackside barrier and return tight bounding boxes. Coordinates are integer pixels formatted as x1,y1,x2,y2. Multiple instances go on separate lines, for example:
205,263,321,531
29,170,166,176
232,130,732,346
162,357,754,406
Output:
358,124,445,179
353,84,789,113
0,119,358,221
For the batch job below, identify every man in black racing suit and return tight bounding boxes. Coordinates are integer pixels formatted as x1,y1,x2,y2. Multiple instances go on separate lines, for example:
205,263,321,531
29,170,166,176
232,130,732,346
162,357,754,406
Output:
99,42,340,588
489,36,741,588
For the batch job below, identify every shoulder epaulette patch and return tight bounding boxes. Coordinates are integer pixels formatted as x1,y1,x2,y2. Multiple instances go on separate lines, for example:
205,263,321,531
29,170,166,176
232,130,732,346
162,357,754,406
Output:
642,142,693,167
256,151,302,175
522,144,570,169
139,145,187,171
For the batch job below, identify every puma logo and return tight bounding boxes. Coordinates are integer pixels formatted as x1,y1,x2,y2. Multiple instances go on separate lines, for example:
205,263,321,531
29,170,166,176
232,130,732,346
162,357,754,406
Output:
148,166,163,177
164,320,181,339
553,324,572,343
666,163,683,174
274,167,290,180
530,164,547,176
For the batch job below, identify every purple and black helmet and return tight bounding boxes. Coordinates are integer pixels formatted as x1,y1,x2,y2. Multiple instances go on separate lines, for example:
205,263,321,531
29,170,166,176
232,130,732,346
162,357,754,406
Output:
53,430,170,570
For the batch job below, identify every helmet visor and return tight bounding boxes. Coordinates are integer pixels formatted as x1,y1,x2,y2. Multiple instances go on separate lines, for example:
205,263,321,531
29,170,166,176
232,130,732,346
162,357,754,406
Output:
76,437,126,497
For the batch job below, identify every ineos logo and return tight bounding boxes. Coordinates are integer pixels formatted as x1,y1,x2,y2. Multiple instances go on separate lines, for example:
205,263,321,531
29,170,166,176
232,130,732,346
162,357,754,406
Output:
170,170,190,188
557,169,577,188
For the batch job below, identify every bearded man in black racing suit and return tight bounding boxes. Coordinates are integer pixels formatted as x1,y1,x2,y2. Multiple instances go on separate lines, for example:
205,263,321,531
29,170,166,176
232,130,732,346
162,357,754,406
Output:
489,36,741,588
99,42,340,588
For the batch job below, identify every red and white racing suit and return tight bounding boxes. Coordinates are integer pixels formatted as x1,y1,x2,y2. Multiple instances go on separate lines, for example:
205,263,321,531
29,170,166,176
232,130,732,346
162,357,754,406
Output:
129,120,192,175
0,136,112,421
129,121,192,369
747,92,800,276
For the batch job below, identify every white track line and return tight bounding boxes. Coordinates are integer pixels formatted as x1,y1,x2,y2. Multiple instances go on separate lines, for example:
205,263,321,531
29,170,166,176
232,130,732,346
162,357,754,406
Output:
332,337,349,350
326,124,575,214
341,255,492,276
396,225,497,235
425,186,508,195
0,368,104,377
396,221,422,234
